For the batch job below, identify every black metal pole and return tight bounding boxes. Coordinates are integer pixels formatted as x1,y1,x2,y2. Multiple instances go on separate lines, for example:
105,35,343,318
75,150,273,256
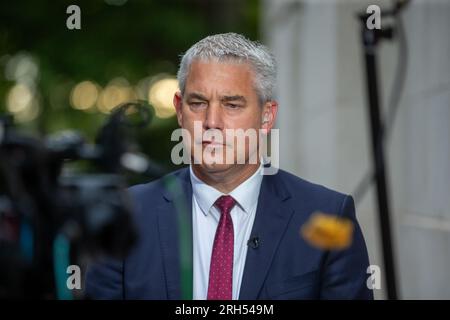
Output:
360,24,398,300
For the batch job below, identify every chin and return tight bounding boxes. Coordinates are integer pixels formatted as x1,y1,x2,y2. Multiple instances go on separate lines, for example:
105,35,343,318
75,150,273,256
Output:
199,162,233,173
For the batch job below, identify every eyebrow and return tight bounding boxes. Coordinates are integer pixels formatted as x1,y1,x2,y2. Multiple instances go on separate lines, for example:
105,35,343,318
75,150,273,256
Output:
186,93,208,101
185,93,247,104
220,95,247,103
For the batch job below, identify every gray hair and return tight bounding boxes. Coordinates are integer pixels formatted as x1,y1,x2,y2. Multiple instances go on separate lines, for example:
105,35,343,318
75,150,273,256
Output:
177,33,277,104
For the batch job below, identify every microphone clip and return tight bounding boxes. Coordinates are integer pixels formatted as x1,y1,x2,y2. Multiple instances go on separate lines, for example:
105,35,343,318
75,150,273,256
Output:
247,236,260,249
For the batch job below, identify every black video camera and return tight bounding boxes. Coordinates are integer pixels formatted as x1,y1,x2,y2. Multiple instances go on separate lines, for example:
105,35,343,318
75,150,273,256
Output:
0,102,163,298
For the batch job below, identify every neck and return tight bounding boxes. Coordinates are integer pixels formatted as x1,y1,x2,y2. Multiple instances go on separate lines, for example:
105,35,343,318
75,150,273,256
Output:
192,162,260,194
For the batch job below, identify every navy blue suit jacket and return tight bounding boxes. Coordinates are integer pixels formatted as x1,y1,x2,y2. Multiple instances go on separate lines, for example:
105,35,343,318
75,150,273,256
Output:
85,167,373,299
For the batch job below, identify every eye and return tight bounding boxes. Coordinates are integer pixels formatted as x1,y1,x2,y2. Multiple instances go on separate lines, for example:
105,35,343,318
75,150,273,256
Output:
189,101,207,109
225,103,241,109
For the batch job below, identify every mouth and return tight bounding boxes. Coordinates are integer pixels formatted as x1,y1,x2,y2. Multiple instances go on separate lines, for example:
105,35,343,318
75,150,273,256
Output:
202,141,226,147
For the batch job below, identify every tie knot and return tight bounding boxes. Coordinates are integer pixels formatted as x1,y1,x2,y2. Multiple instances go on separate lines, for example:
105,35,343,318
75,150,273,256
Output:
214,195,236,215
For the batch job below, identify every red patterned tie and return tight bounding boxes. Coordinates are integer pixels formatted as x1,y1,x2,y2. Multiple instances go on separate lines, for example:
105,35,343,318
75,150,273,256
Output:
207,195,236,300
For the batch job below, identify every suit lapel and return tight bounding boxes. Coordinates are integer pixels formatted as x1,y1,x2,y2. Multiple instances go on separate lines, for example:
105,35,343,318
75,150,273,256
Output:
239,173,295,299
157,168,193,300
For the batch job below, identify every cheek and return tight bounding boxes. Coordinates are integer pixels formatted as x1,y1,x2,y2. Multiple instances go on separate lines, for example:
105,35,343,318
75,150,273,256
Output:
244,107,262,127
180,107,194,126
231,114,261,130
182,106,203,121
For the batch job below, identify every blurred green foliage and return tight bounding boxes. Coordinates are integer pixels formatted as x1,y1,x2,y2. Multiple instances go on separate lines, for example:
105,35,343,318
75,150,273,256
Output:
0,0,260,178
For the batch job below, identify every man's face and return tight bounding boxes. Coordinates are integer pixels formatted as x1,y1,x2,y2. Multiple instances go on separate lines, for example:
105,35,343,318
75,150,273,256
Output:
173,60,276,174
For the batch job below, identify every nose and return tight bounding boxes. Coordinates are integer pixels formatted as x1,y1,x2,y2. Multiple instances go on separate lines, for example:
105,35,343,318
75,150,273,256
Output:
204,101,223,130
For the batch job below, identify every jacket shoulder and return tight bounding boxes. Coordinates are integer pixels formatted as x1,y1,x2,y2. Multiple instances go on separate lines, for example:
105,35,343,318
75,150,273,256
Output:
277,169,347,196
274,169,350,213
127,167,189,209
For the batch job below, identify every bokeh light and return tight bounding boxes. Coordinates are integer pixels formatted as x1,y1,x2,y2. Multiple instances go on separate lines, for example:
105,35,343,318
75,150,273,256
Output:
4,52,39,85
97,77,136,113
6,83,40,123
70,80,100,111
148,77,178,118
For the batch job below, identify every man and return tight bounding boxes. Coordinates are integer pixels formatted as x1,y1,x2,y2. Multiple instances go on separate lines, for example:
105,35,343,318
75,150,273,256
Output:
85,33,373,300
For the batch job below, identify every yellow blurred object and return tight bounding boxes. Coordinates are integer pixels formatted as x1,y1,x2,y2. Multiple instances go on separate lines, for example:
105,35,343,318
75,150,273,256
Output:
300,212,354,250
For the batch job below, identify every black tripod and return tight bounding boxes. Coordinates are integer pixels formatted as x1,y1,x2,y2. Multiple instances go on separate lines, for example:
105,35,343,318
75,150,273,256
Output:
357,0,410,300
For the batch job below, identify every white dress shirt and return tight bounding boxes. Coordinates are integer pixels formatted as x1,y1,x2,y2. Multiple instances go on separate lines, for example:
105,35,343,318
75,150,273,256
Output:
190,164,263,300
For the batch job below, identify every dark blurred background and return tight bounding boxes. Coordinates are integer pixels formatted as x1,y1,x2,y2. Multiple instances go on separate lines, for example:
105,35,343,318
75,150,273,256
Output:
0,0,259,174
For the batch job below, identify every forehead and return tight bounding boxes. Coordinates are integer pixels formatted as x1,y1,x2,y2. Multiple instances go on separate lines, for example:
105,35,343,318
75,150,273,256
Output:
184,59,257,97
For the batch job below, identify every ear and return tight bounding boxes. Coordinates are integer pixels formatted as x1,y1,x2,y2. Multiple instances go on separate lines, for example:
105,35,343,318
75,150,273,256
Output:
173,91,183,127
261,100,278,134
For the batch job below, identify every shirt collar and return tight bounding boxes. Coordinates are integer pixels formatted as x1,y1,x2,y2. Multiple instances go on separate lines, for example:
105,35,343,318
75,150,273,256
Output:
189,164,264,216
